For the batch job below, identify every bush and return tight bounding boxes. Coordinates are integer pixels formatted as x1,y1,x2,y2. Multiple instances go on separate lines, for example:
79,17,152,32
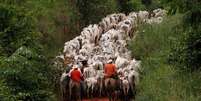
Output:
128,15,201,101
76,0,119,25
0,80,15,101
118,0,145,13
0,4,55,101
0,4,37,56
167,0,201,71
129,15,182,60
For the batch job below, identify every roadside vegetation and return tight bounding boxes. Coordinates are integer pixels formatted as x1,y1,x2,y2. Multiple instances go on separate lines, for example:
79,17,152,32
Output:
130,0,201,100
129,14,201,101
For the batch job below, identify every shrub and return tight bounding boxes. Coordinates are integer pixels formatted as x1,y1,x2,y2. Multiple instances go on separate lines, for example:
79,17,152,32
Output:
76,0,119,25
129,15,182,60
129,14,201,101
0,4,55,101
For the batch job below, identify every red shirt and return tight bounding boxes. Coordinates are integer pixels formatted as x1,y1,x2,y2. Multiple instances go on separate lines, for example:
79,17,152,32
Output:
104,64,116,78
70,69,83,83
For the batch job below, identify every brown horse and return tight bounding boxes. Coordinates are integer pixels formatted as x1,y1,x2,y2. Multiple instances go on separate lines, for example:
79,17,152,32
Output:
104,78,117,101
69,80,81,101
60,74,69,101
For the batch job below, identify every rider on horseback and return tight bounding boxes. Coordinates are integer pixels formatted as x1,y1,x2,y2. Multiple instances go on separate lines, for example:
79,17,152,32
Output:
104,59,117,79
69,65,83,82
104,59,118,101
69,65,84,101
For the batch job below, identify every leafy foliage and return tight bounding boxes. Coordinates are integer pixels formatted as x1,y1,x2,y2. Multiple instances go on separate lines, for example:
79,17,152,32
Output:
129,15,182,60
0,48,54,101
76,0,119,26
0,4,37,56
0,3,55,101
130,15,201,101
166,0,201,71
117,0,145,14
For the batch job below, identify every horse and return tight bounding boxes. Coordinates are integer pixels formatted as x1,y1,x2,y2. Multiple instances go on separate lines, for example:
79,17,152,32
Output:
60,75,68,101
69,80,81,101
60,71,71,101
104,77,117,101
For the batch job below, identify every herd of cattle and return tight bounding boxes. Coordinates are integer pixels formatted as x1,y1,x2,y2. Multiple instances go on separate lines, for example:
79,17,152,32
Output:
56,8,166,101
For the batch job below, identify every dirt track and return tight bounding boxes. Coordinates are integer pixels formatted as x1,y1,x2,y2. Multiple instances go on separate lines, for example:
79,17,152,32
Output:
83,97,109,101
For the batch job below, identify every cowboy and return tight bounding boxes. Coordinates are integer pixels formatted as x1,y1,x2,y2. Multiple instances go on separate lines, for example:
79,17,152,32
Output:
104,59,117,79
104,59,118,101
69,65,83,101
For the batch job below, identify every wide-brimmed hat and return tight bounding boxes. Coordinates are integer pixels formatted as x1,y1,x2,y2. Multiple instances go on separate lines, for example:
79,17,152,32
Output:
72,65,78,69
107,59,113,63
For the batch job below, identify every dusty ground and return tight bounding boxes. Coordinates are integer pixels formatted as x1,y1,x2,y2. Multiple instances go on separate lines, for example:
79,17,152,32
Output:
83,97,109,101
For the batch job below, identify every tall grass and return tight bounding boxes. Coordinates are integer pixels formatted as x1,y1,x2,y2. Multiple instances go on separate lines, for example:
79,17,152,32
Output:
129,15,201,101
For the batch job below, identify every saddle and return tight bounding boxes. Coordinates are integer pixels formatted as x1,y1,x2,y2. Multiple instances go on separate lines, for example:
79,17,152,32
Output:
70,79,80,88
105,73,118,80
112,74,118,79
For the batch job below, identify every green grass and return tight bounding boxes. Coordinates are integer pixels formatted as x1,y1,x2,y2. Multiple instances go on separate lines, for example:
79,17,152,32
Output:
129,14,201,101
136,57,201,101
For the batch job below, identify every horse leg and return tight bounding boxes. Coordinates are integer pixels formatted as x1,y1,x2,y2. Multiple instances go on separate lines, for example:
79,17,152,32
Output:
89,87,91,98
60,85,64,101
123,86,129,101
105,78,111,101
109,81,113,101
69,81,72,101
80,81,83,101
99,82,102,97
77,83,81,101
69,80,75,101
133,84,136,100
111,79,117,101
65,86,69,101
86,86,89,98
91,86,94,98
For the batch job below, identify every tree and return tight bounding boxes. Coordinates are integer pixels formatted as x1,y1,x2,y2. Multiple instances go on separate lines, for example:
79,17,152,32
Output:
76,0,119,26
167,0,201,70
0,4,55,101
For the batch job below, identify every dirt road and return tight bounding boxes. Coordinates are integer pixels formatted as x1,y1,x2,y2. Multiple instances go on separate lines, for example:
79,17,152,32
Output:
83,97,109,101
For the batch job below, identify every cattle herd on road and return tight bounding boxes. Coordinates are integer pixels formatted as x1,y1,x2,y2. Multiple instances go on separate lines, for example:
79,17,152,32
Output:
55,8,166,101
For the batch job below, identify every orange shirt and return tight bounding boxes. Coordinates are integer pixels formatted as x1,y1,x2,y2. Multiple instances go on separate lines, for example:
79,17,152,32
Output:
104,64,116,78
70,69,83,83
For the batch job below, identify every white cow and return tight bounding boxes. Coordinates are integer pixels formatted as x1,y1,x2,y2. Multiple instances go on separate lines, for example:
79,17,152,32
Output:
153,8,167,18
96,70,104,96
115,56,129,69
138,11,149,23
83,66,96,78
122,78,130,97
128,12,138,20
128,70,139,95
128,59,141,72
99,13,126,33
85,77,98,97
